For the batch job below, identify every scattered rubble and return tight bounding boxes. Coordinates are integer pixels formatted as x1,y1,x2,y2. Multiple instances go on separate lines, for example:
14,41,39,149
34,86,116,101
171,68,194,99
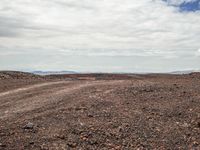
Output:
0,72,199,149
23,122,34,130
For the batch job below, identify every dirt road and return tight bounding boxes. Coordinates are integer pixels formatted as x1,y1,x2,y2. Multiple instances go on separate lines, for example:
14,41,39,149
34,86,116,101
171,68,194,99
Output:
0,75,200,149
0,80,126,119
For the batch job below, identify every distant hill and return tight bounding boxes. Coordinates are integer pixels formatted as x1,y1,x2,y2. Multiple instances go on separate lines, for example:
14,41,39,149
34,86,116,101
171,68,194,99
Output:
170,70,200,75
32,71,77,75
0,71,41,80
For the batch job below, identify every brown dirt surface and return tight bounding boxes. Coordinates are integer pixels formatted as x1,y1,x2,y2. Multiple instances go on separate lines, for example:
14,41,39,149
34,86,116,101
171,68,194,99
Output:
0,71,200,149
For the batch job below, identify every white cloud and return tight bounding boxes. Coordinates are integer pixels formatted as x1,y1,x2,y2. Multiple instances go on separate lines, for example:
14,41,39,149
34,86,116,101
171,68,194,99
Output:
195,48,200,56
0,0,200,71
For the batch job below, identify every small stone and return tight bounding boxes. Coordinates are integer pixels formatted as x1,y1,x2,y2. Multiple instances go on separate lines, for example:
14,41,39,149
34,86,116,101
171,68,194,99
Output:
0,143,6,147
40,144,49,150
183,122,189,127
29,141,34,145
197,122,200,128
0,133,6,136
67,142,77,148
115,146,121,150
23,122,34,129
88,114,94,118
118,126,123,132
193,141,199,147
57,135,65,140
81,137,87,141
75,107,87,111
88,140,98,145
75,107,81,111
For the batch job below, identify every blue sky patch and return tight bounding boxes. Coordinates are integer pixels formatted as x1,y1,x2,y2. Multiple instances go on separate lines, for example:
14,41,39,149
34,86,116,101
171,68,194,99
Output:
163,0,200,12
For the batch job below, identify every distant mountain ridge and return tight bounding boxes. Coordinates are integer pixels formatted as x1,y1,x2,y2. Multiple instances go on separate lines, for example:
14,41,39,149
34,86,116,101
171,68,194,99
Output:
32,71,77,75
170,70,200,74
1,70,199,76
31,70,200,75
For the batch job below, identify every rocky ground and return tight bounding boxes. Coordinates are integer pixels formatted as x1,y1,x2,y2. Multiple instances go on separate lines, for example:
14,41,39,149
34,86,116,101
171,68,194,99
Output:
0,72,200,149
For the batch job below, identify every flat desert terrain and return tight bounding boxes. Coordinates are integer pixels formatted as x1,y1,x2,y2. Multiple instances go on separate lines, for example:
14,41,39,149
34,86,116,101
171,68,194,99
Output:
0,71,200,149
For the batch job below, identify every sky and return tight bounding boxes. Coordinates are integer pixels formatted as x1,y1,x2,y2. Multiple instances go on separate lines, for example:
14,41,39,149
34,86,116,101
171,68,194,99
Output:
0,0,200,73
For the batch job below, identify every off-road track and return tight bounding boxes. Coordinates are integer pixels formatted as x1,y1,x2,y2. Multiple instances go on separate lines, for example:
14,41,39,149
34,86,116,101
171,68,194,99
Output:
0,73,200,149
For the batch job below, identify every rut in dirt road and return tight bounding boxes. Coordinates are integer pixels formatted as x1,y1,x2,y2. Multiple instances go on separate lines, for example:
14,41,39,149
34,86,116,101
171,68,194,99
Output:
0,81,69,97
0,80,127,120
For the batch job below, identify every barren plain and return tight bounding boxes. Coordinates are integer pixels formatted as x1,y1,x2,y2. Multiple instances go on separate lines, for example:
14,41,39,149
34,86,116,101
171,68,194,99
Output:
0,71,200,149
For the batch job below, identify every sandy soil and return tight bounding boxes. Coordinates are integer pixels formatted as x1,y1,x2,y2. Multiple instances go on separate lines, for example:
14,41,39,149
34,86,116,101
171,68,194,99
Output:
0,73,200,149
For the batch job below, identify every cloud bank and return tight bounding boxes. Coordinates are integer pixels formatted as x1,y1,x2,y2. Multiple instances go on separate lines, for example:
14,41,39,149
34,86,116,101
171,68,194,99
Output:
0,0,200,72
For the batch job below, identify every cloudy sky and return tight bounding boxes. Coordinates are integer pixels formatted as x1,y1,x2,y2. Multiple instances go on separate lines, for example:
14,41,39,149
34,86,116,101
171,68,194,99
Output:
0,0,200,72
